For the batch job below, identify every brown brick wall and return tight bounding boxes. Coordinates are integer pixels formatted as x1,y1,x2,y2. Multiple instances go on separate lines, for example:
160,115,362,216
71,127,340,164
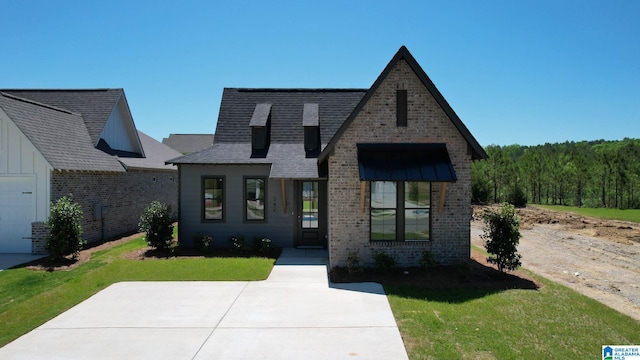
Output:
327,59,472,267
49,169,178,245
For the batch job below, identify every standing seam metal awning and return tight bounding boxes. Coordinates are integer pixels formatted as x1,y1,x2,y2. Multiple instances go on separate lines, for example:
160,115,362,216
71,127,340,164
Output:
356,143,457,182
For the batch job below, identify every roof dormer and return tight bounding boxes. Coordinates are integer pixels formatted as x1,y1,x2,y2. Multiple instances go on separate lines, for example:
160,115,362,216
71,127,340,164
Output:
250,103,271,158
303,103,320,157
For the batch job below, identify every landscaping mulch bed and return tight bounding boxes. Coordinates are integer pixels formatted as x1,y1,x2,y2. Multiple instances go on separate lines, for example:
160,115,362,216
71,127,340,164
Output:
330,249,541,291
121,246,281,261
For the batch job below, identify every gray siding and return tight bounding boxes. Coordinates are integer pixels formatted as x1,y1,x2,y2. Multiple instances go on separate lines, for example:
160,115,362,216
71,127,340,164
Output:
179,164,296,248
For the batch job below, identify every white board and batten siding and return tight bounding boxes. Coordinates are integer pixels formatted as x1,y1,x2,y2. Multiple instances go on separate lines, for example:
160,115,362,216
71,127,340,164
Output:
0,108,52,253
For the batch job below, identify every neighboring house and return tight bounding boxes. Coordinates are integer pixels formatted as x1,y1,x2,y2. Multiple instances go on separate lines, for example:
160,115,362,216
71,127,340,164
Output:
162,134,214,154
0,89,181,254
169,46,488,267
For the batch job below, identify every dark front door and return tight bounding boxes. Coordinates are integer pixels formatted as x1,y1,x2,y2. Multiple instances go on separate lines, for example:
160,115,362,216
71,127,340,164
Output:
295,180,327,247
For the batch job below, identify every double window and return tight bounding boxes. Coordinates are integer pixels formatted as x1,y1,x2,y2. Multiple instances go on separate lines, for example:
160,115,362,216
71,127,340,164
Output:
370,181,430,241
201,176,267,222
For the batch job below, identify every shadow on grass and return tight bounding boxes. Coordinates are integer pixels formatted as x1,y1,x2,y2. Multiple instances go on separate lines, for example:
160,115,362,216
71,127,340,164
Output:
330,257,539,302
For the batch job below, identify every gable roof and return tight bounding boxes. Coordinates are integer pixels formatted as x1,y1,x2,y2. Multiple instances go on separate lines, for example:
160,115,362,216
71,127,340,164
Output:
162,134,215,154
0,90,177,172
2,89,124,146
0,92,125,172
318,46,488,161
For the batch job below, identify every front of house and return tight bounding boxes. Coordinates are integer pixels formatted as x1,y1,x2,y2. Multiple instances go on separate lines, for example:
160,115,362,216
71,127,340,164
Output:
170,46,487,267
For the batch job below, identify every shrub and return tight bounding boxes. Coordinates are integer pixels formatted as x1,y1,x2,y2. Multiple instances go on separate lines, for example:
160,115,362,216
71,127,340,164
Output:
229,235,249,254
253,237,271,253
481,203,522,273
46,195,86,260
346,251,363,275
372,251,395,273
139,201,174,252
193,232,213,253
419,251,437,270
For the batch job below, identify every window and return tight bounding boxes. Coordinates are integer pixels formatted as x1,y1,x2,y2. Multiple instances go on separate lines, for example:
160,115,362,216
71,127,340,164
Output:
370,181,430,241
203,177,224,221
370,181,397,240
245,177,266,221
404,182,430,240
396,89,407,127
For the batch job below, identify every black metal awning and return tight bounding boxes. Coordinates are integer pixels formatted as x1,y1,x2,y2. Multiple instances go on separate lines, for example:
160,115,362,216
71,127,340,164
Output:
356,143,457,182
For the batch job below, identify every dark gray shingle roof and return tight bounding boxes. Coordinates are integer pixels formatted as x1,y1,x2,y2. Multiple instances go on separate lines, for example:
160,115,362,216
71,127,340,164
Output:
169,89,367,178
0,92,125,172
2,89,123,146
119,131,182,171
162,134,215,154
214,88,366,145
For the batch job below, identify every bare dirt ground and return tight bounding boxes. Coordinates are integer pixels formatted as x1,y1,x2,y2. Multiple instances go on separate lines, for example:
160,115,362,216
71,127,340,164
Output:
472,205,640,322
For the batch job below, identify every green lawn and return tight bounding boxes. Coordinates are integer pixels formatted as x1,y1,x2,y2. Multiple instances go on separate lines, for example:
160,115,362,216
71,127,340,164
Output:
0,236,274,347
535,204,640,224
387,272,640,359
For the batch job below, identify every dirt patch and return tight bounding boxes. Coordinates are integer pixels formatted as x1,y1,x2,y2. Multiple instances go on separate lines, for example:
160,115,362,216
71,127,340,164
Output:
331,248,541,291
473,205,640,245
473,205,640,322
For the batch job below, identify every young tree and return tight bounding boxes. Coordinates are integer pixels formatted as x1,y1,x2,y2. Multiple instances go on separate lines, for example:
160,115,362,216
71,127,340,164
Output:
481,203,522,273
139,201,175,251
46,195,86,260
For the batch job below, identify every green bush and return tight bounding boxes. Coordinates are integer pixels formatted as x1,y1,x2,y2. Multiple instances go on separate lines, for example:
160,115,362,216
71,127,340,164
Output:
229,235,249,254
481,203,522,273
46,195,86,260
138,201,174,252
346,251,363,275
419,251,437,270
253,237,271,253
372,251,395,273
192,232,213,253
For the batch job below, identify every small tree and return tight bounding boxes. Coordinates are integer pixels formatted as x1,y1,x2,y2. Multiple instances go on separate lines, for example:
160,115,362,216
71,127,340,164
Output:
46,195,85,260
481,203,522,273
139,201,174,251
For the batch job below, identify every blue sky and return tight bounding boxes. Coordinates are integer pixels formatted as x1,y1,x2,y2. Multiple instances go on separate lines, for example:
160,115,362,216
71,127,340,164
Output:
2,0,638,146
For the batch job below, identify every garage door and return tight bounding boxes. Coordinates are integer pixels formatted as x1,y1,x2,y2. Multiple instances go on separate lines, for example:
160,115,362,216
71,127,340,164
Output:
0,177,34,253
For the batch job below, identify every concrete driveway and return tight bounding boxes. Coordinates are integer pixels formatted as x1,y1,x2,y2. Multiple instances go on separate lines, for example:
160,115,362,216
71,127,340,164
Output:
0,249,409,359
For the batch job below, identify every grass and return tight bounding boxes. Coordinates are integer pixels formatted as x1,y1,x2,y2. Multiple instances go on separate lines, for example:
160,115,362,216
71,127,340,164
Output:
0,236,274,348
535,204,640,224
386,272,640,359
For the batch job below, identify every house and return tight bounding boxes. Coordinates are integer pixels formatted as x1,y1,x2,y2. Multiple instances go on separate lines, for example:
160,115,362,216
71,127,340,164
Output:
169,46,487,267
0,89,181,254
162,134,215,154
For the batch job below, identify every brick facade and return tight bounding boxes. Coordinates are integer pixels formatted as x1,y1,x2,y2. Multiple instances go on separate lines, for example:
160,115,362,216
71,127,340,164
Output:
327,59,472,267
32,169,178,252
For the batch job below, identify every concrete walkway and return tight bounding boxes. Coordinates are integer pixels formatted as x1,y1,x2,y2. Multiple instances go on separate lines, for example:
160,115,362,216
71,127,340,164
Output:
0,248,409,359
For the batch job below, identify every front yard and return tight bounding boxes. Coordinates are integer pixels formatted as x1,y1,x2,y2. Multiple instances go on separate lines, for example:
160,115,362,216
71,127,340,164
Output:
1,232,639,358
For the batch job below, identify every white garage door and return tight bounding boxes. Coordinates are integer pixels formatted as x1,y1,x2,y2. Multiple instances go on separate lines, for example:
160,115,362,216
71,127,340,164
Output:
0,177,34,253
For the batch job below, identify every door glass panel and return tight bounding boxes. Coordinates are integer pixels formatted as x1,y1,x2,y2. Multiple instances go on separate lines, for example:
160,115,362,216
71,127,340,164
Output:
302,181,318,229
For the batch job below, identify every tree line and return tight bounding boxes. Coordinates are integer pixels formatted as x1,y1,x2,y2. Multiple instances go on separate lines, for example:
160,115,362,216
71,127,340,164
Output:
471,138,640,209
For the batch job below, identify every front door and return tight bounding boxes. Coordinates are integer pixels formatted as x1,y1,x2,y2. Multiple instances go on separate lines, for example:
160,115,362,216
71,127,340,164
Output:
295,180,327,247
